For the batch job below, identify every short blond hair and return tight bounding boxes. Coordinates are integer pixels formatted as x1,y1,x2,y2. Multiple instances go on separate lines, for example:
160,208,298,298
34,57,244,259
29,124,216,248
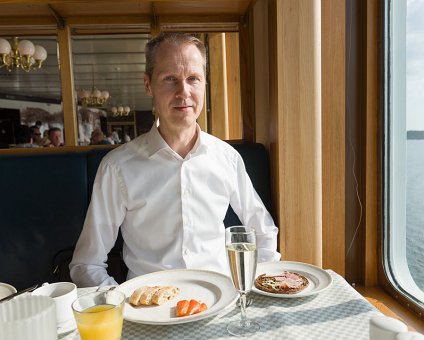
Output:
145,32,206,80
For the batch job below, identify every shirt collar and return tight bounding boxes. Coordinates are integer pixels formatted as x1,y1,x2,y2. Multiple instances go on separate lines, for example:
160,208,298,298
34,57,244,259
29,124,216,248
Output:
146,123,208,158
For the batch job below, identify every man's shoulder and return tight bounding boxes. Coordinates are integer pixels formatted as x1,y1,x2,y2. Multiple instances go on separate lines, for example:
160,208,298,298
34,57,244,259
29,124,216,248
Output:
201,131,237,154
200,132,240,167
102,133,149,165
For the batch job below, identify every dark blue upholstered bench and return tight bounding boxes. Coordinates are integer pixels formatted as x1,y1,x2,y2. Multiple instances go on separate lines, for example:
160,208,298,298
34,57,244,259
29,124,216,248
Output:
0,142,272,289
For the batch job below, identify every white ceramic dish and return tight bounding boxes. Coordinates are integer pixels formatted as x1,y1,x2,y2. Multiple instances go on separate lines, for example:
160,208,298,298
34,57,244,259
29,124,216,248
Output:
115,269,238,325
252,261,333,298
0,282,17,300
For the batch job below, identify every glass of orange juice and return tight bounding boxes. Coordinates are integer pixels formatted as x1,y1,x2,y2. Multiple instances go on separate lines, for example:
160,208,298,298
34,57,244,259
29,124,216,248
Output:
72,290,125,340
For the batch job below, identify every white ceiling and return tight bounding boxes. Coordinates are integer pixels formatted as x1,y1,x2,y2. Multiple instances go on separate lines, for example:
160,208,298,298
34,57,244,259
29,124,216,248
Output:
0,34,153,112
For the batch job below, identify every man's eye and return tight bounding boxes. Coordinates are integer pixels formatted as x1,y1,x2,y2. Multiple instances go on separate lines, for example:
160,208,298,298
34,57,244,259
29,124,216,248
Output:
164,76,177,81
188,76,200,82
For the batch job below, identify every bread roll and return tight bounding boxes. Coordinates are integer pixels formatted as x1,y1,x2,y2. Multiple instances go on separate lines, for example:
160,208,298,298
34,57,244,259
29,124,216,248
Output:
129,285,180,306
129,286,150,306
151,286,180,305
139,286,161,305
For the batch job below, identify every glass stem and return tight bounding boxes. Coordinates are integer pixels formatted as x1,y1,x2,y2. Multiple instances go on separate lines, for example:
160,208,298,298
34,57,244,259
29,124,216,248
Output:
239,292,249,327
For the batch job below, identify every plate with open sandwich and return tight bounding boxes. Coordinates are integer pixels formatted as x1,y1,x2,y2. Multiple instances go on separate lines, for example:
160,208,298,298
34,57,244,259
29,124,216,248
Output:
252,261,333,298
115,269,238,325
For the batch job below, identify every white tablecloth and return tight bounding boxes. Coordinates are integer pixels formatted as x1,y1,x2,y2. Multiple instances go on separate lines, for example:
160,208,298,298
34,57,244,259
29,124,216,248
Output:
62,270,381,340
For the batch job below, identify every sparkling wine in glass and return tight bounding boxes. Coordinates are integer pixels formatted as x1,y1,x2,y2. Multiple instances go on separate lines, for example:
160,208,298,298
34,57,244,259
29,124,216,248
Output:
225,226,260,336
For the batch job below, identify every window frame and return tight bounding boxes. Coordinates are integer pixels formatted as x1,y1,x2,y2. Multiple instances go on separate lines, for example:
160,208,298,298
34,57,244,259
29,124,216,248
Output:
382,0,424,316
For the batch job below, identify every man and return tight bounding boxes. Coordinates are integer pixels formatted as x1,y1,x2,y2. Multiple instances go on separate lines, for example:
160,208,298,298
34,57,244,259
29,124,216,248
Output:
90,128,112,145
70,33,280,287
47,127,62,147
30,125,42,145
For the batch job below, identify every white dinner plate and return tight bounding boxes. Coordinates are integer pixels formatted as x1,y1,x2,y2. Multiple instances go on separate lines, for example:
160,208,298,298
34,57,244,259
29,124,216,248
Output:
115,269,238,325
252,261,333,298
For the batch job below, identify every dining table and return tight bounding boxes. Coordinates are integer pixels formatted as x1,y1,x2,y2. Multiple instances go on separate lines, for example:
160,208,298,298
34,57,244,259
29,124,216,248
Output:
61,269,382,340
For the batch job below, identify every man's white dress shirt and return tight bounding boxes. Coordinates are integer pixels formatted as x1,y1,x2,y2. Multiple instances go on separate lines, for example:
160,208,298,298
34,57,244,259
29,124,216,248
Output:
70,124,280,287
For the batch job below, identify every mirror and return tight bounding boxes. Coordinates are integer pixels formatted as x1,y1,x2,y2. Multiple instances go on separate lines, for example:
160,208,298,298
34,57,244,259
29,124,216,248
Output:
0,35,62,148
72,33,154,145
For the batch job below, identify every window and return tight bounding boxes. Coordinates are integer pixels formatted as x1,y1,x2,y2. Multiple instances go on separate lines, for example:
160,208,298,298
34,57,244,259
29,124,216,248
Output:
383,0,424,311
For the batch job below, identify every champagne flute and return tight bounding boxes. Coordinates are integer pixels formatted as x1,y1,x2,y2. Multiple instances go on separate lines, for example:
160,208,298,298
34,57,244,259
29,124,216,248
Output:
225,226,260,336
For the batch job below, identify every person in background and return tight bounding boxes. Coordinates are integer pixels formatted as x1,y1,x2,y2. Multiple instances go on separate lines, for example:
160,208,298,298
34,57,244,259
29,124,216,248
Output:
111,130,120,144
90,128,112,145
46,127,63,147
40,129,50,146
70,32,280,287
106,133,115,145
30,125,42,145
15,125,39,148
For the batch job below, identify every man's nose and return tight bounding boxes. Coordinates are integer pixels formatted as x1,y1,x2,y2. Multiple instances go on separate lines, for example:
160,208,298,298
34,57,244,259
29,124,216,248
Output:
175,80,190,98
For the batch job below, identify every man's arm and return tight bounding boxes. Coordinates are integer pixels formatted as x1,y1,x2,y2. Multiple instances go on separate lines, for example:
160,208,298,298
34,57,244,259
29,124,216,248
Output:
229,152,281,262
70,160,127,287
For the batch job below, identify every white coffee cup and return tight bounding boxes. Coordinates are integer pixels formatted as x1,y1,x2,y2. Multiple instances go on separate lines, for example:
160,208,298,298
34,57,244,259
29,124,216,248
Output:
370,315,409,340
32,282,77,327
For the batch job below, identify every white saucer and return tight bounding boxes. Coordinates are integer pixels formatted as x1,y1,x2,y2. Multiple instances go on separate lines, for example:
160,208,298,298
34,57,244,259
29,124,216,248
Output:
57,318,77,336
0,282,17,300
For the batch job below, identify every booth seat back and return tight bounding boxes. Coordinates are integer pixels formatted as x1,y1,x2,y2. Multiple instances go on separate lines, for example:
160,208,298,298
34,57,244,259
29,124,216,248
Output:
0,142,272,290
0,152,88,290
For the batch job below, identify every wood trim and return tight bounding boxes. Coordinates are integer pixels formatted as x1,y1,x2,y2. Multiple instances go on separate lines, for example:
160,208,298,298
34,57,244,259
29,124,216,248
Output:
57,25,78,146
197,33,208,132
268,0,283,254
67,15,151,26
321,0,346,276
269,0,322,266
253,0,270,149
356,286,424,333
225,32,242,140
364,0,379,286
239,8,255,142
208,33,229,139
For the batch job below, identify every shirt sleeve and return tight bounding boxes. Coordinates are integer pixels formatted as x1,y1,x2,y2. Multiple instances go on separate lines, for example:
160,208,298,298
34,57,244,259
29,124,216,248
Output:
69,159,127,287
229,151,281,263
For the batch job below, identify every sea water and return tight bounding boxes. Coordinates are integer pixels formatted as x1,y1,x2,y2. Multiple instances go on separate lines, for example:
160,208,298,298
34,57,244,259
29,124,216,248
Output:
406,140,424,290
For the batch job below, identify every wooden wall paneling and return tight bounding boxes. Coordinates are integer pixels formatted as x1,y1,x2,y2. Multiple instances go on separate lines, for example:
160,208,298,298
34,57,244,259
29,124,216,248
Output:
197,33,208,132
239,8,255,142
208,33,229,140
364,0,379,286
225,32,242,140
321,0,346,276
268,0,322,266
253,0,270,149
268,0,284,255
57,25,78,146
345,0,366,285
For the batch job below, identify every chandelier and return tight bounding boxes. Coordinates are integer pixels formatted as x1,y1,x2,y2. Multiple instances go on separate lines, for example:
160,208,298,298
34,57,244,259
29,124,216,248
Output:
111,105,132,117
0,37,47,72
110,68,132,116
78,65,110,106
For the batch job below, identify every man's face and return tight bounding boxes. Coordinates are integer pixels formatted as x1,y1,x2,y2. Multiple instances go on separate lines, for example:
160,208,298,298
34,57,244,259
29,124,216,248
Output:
49,131,61,146
32,127,41,143
144,42,205,131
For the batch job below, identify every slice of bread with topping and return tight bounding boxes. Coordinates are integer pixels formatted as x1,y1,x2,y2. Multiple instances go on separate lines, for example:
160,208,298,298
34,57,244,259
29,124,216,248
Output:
255,271,309,294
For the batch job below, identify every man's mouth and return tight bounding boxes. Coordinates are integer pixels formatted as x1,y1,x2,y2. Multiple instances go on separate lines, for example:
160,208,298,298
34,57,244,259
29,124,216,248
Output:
173,105,192,110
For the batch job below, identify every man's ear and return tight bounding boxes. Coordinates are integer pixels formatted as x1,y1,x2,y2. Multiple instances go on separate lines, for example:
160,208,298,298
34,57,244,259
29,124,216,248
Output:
144,73,153,97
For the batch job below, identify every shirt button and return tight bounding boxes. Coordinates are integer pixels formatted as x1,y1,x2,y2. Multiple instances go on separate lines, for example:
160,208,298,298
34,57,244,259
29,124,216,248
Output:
184,248,189,255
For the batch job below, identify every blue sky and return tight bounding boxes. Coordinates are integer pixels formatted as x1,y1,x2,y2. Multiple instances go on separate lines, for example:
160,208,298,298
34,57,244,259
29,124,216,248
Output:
407,0,424,130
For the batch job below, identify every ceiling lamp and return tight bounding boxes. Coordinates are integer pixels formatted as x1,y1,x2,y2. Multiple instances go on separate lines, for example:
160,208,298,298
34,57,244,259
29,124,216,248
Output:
78,65,110,106
111,105,131,117
0,37,47,72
